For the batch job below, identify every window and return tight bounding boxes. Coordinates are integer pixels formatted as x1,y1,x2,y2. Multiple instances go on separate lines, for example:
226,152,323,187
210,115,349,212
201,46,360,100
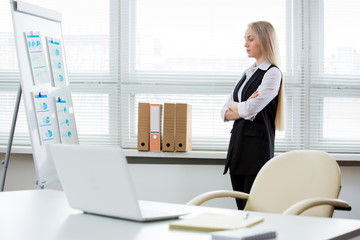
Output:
120,0,291,150
1,0,360,154
309,0,360,152
120,0,360,153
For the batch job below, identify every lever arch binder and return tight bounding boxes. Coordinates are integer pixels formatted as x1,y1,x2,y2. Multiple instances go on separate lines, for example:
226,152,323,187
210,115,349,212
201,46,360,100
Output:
137,103,150,151
150,104,161,151
175,103,192,152
162,103,176,152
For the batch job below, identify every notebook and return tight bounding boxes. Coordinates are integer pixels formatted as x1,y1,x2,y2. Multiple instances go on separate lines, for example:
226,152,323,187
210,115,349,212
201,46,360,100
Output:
169,212,264,232
48,144,189,222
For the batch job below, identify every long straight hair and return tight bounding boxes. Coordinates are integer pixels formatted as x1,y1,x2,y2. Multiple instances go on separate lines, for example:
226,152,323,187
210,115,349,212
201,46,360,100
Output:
248,21,286,131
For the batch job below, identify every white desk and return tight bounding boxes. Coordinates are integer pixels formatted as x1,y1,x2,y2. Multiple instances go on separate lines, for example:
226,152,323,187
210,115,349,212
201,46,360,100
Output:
0,190,359,240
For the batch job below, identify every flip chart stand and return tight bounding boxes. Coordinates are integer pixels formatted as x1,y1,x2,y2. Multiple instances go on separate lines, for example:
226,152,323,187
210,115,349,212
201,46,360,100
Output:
3,1,80,191
1,84,22,191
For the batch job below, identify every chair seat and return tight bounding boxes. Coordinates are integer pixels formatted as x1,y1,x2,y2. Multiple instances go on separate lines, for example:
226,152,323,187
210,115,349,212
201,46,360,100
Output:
187,150,351,218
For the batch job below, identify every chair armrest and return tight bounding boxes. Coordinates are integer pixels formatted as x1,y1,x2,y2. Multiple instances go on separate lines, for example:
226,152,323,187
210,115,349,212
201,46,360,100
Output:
186,190,249,206
283,198,351,216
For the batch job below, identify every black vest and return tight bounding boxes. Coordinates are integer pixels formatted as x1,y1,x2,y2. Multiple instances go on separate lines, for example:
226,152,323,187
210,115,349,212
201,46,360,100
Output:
224,65,280,175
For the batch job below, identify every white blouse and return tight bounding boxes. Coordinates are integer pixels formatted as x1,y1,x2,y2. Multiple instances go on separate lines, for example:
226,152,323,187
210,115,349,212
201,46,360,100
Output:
221,60,282,122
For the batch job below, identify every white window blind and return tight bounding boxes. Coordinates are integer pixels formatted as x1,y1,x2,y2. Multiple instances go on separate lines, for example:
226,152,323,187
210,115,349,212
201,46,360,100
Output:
1,0,360,154
0,1,29,146
120,0,360,153
120,0,294,151
308,0,360,152
0,0,119,147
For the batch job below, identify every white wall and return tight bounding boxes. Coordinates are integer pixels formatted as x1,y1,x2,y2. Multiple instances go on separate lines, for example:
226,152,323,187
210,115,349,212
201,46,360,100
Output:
1,153,359,220
334,166,360,219
128,163,237,209
1,153,38,191
129,163,360,220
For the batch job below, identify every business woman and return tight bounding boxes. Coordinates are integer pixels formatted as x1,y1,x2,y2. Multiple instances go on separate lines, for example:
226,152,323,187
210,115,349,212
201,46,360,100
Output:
221,21,285,210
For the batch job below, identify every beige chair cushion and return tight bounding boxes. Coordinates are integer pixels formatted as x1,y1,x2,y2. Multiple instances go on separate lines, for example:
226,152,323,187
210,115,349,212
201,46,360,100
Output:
244,150,341,217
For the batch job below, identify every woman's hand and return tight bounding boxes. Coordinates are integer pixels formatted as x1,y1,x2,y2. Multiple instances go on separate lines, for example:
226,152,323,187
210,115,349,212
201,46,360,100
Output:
225,108,240,121
226,101,240,121
248,90,259,100
228,101,238,112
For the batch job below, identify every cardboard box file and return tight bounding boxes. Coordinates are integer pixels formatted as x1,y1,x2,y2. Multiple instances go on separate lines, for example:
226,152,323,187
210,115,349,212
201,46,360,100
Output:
150,104,161,151
162,103,176,152
137,103,150,151
175,103,192,152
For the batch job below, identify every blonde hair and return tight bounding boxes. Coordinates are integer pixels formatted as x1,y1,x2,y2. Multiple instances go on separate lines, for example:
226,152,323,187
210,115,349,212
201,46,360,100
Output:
248,21,286,131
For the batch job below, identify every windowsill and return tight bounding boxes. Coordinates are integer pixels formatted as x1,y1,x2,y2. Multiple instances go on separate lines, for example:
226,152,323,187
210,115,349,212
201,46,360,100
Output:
123,149,226,159
123,149,360,166
123,149,360,161
0,146,33,154
1,146,360,166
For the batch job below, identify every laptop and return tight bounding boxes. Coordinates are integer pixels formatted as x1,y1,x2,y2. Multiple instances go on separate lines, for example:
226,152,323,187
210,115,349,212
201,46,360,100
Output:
48,144,189,222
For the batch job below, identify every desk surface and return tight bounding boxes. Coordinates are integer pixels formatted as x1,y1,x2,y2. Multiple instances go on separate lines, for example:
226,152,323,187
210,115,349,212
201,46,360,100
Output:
0,190,360,240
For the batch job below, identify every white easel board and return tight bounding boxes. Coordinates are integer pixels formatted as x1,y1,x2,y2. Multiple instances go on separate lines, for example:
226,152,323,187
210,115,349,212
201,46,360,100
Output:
10,0,78,186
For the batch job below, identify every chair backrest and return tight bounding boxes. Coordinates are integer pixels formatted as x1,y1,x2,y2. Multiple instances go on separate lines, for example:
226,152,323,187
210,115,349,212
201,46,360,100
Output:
244,150,341,217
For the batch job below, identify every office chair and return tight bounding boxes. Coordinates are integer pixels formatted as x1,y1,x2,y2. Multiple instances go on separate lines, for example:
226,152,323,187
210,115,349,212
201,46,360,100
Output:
187,150,351,218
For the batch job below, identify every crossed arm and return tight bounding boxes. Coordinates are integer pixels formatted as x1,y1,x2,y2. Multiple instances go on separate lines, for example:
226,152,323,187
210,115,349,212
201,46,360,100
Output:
223,67,282,122
225,91,259,121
